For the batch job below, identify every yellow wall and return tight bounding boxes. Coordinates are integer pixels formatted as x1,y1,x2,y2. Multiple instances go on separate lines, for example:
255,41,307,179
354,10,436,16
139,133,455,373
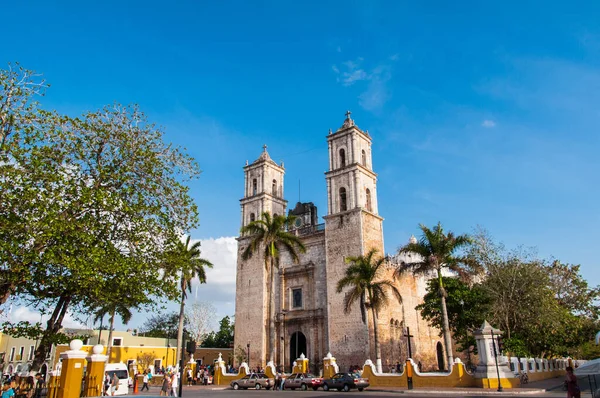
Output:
361,361,564,389
53,345,233,372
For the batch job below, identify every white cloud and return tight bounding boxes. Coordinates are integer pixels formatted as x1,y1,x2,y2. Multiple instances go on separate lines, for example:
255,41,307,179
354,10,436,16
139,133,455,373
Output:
358,66,392,112
332,58,370,86
481,119,497,128
185,236,238,322
6,306,85,329
332,58,393,111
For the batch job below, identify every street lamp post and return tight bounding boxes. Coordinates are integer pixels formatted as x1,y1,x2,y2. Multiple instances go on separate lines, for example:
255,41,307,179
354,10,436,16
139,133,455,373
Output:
491,330,503,392
247,342,250,368
281,310,287,372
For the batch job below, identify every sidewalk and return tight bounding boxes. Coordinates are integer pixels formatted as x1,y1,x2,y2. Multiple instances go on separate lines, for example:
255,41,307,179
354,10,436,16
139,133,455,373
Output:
368,387,547,395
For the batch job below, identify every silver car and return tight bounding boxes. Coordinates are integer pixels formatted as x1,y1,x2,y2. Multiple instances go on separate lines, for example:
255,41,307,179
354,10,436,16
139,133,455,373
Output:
283,373,323,391
231,373,273,390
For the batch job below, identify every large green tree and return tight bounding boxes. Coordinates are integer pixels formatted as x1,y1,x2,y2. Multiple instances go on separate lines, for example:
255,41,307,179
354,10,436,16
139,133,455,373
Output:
201,316,235,348
1,65,199,372
469,228,599,358
163,236,213,366
337,248,402,373
240,212,306,364
396,222,478,370
416,277,492,353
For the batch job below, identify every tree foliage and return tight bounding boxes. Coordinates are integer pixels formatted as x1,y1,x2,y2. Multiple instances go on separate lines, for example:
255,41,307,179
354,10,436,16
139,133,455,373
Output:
0,64,200,371
201,316,234,348
139,312,189,340
186,301,217,345
467,228,600,358
416,277,492,352
397,222,477,369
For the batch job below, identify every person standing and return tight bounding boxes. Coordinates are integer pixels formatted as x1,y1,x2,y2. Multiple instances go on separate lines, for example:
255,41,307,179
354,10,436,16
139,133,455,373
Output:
103,372,110,396
160,373,170,396
111,373,119,396
141,372,149,392
171,372,179,397
565,366,581,398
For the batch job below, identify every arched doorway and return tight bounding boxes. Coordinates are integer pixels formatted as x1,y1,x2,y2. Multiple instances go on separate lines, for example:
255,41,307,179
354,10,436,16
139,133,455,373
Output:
289,332,307,369
436,342,445,371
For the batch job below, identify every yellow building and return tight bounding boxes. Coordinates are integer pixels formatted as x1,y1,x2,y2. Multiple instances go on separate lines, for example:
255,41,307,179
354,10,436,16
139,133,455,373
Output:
0,329,232,378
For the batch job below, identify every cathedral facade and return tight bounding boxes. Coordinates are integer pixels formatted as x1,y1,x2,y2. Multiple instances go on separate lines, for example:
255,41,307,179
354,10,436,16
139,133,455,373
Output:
233,113,445,373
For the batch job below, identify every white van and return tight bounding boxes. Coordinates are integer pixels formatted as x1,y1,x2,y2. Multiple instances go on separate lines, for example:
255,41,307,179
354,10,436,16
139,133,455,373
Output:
104,363,129,396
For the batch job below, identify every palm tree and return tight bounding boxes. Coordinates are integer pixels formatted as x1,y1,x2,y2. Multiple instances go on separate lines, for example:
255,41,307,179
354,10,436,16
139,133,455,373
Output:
240,212,306,365
93,302,133,361
395,222,478,370
171,236,213,367
336,248,402,373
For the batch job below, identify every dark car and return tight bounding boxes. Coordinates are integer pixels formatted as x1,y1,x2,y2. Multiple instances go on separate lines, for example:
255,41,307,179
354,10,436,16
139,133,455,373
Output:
322,372,369,392
230,373,273,390
283,373,323,391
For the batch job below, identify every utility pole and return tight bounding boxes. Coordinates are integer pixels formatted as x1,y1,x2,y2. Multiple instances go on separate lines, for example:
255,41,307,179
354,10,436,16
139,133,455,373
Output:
404,327,414,390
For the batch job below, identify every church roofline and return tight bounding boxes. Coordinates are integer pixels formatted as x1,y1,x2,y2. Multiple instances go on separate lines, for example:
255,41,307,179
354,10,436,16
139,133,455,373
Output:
244,144,285,171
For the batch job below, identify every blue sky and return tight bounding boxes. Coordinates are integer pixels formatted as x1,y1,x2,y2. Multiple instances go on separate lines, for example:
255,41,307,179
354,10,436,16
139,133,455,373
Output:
3,1,599,329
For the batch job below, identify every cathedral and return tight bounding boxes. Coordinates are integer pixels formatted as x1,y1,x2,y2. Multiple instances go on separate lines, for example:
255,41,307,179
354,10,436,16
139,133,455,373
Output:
233,112,445,373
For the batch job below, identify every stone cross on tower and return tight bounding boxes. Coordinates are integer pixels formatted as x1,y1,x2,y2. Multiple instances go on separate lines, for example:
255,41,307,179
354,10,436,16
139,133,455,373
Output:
263,144,268,152
345,110,352,119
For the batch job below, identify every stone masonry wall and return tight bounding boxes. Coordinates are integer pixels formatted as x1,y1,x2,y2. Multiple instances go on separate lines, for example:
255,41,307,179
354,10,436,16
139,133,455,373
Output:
324,209,371,371
233,236,268,368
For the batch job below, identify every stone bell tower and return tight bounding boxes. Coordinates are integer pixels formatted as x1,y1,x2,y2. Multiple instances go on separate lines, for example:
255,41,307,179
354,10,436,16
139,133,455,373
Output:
234,145,287,368
324,111,384,370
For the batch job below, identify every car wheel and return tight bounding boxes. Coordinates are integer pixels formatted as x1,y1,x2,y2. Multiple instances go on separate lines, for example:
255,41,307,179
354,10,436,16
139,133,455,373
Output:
358,387,364,392
323,383,329,391
301,384,307,391
232,383,239,390
255,383,262,390
343,384,350,392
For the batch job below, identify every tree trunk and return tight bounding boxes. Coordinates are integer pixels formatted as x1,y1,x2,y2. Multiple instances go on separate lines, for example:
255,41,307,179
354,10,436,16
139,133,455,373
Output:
31,294,71,372
106,310,116,361
372,306,382,373
97,314,104,345
268,255,276,364
176,278,186,367
438,272,453,370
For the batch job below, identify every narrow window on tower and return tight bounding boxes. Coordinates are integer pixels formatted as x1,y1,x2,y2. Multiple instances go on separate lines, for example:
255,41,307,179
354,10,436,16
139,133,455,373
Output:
272,179,277,196
366,188,372,212
250,213,255,222
292,288,303,309
361,149,367,166
252,178,258,195
339,148,346,168
339,187,347,212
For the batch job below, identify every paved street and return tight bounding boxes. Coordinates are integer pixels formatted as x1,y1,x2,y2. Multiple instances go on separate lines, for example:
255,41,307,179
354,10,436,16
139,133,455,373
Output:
126,383,574,398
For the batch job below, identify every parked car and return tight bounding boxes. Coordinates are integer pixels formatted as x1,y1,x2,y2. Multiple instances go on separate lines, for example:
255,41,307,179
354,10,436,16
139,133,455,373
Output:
283,373,323,391
322,372,369,392
231,373,273,390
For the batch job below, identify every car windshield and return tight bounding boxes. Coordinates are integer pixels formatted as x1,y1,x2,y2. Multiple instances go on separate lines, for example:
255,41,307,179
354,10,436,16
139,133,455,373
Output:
351,373,362,378
305,374,316,378
107,370,128,380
